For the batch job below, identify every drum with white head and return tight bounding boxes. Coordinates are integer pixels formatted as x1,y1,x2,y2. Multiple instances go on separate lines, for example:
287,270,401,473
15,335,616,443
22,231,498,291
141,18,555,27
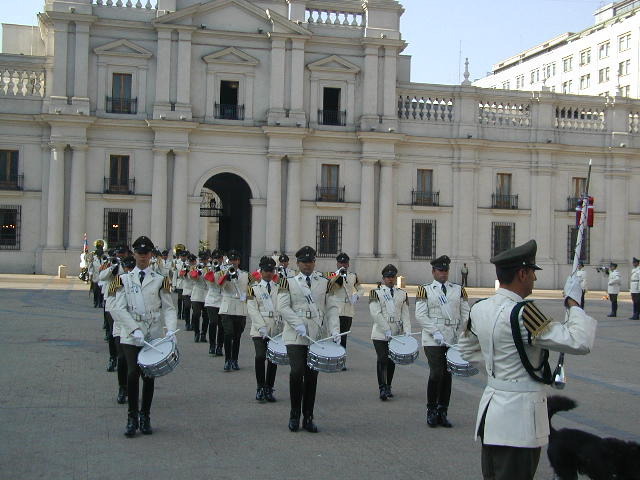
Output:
307,340,346,373
267,337,289,365
137,337,180,377
388,335,420,365
446,345,478,377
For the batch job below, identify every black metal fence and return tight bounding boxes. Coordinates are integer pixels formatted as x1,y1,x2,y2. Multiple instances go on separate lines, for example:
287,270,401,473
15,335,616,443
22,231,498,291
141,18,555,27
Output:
491,193,519,209
0,205,20,250
0,174,23,191
215,103,245,120
104,177,135,195
318,109,346,126
316,216,342,257
316,185,345,202
412,190,440,206
106,97,137,114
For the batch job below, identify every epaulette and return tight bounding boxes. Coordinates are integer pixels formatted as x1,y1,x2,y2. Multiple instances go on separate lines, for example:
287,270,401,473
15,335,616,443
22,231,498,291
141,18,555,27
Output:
416,285,427,299
461,287,468,300
278,276,289,290
162,276,171,292
247,285,255,299
521,302,551,338
369,289,379,303
108,275,123,296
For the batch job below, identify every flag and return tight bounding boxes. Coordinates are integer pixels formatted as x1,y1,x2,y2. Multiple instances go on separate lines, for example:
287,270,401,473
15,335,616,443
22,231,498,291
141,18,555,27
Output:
83,233,89,253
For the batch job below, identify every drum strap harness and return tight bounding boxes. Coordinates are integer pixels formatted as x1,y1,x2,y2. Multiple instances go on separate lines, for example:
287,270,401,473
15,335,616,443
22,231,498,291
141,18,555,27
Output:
509,301,552,385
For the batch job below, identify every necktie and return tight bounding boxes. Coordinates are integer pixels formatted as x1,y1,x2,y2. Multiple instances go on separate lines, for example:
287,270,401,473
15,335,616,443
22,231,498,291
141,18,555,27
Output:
267,283,271,294
389,287,394,297
442,284,447,295
139,271,145,284
306,276,311,288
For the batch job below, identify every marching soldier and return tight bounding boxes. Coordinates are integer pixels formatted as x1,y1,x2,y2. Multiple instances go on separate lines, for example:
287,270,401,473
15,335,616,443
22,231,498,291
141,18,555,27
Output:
458,240,596,480
248,256,281,402
369,264,411,401
630,257,639,320
278,246,340,433
180,254,197,329
189,252,210,343
204,250,226,355
173,250,188,320
606,262,621,317
277,254,297,278
111,236,178,437
217,249,249,371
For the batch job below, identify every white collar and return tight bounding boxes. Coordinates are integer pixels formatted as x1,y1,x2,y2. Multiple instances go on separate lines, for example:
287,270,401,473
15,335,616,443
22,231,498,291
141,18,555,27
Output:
496,288,524,303
133,266,152,276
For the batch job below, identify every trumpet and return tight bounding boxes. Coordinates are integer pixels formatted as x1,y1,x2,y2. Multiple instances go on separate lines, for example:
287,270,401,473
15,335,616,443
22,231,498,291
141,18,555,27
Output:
228,266,238,279
338,267,348,278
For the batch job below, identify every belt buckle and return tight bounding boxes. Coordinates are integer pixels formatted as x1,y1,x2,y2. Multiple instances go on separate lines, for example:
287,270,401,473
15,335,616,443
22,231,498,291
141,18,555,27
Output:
344,298,350,303
306,311,312,319
268,312,273,318
389,316,395,323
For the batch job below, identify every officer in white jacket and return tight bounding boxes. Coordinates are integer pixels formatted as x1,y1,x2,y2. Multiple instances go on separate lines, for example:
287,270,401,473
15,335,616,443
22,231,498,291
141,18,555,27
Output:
369,264,411,401
630,257,640,320
458,240,596,480
415,255,470,428
204,250,226,355
110,236,178,438
606,262,621,317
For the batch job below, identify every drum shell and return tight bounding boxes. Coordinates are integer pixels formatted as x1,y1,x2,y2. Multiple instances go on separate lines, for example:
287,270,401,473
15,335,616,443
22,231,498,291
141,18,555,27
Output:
137,339,180,378
267,339,289,366
388,336,420,365
306,341,346,373
445,346,479,377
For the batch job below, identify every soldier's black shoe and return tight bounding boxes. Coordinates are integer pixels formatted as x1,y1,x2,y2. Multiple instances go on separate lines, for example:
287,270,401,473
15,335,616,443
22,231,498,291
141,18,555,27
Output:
607,313,616,317
200,333,206,343
232,360,240,371
426,407,438,428
194,332,200,342
116,386,127,404
215,346,223,356
139,412,152,435
223,360,231,371
386,385,394,398
264,387,276,402
107,357,117,372
379,385,388,401
437,406,452,428
630,316,639,320
302,417,318,433
288,410,300,432
209,345,216,355
256,387,266,403
185,322,193,331
124,412,138,437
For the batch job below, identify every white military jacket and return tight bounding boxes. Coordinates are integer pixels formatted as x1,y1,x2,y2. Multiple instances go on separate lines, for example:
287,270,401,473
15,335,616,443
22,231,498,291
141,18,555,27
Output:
217,269,249,316
608,269,622,294
204,267,224,308
415,280,470,347
190,268,208,302
458,288,597,448
630,266,640,294
327,271,364,317
248,280,281,338
173,259,186,289
110,267,178,346
369,284,411,341
99,264,120,311
278,271,339,346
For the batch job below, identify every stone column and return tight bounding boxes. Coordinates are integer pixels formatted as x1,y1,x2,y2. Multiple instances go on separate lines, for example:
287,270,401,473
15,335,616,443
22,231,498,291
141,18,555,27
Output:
358,158,376,256
171,150,189,246
377,159,395,256
452,163,477,259
155,29,172,104
265,155,282,252
290,39,305,112
176,29,192,105
73,22,90,98
46,143,66,248
285,156,302,252
382,47,397,119
269,37,286,112
68,144,87,249
362,45,379,117
151,149,168,247
51,21,68,97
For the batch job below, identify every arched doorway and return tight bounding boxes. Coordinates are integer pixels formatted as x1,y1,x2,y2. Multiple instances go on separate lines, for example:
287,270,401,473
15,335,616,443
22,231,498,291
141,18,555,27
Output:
201,173,252,269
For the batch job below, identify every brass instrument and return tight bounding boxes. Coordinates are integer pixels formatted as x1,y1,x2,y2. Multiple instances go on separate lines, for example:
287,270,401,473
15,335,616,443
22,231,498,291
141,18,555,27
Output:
173,243,186,255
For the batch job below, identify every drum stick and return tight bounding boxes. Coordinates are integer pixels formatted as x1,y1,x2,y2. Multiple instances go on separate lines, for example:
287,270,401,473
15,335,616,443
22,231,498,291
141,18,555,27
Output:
143,341,164,353
316,331,351,343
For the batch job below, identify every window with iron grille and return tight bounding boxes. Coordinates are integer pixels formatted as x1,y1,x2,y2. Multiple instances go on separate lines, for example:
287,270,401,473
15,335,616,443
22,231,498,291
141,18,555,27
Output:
0,205,21,250
567,225,590,264
316,216,342,257
492,222,515,258
104,208,132,248
412,219,436,260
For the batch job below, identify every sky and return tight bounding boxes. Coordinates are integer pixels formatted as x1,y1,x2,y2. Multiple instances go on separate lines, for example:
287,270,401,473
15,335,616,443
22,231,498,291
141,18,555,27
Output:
2,0,608,84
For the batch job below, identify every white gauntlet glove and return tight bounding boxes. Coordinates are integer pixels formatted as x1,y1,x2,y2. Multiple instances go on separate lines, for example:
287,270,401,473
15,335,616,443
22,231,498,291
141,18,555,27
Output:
384,329,392,341
132,329,145,346
165,330,177,343
563,275,583,306
258,327,268,339
333,332,341,344
433,331,445,346
294,324,307,338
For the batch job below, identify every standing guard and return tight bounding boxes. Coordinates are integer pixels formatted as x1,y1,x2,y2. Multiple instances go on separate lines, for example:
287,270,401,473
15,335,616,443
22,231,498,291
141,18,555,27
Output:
630,257,639,320
277,254,297,278
605,262,621,317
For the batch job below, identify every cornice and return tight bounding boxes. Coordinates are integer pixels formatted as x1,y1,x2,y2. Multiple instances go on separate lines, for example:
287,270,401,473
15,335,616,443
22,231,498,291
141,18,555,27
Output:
146,120,199,131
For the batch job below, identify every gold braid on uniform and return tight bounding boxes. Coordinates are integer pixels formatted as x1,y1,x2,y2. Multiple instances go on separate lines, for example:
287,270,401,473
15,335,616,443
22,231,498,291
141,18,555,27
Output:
461,287,468,300
416,285,427,300
108,275,123,296
521,302,551,338
369,289,379,303
278,276,289,290
247,285,255,300
162,276,171,292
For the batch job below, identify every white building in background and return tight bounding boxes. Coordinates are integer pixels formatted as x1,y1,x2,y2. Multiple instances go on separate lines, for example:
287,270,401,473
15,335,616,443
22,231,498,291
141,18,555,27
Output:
474,0,640,99
0,0,639,290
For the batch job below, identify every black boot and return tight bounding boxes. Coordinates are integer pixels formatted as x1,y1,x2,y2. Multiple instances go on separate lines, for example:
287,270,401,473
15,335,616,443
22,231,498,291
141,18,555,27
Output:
223,360,231,372
124,411,138,437
209,345,216,355
607,312,616,317
232,360,240,371
139,412,153,435
264,387,276,403
200,333,206,343
437,406,452,428
386,385,394,398
215,345,223,356
116,386,127,404
107,357,117,372
379,384,388,401
186,322,192,331
426,406,438,428
256,387,266,403
302,416,318,433
194,332,200,342
288,410,300,432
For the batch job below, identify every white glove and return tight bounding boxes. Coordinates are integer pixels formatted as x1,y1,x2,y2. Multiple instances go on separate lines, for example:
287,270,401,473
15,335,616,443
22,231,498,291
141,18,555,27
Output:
563,275,583,306
433,331,445,346
351,293,359,305
165,330,177,343
258,327,268,339
404,331,411,337
333,332,341,344
294,324,307,337
132,329,145,346
384,329,392,341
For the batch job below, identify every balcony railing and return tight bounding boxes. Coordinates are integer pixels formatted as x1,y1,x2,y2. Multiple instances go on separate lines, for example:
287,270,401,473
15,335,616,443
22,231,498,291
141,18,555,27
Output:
316,185,345,202
412,190,440,206
567,196,582,211
0,174,23,191
106,97,137,114
318,109,346,126
492,193,519,209
215,103,244,120
104,177,135,195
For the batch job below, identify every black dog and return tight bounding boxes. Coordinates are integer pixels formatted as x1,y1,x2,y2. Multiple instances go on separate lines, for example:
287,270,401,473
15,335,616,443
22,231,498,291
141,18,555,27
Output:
547,395,640,480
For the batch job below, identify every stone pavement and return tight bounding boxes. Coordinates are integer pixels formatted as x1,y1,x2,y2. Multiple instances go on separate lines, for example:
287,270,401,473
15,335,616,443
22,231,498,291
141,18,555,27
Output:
1,276,639,480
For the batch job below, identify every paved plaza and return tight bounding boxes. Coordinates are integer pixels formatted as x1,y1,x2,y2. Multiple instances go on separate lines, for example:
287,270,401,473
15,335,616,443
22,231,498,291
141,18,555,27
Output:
1,276,639,480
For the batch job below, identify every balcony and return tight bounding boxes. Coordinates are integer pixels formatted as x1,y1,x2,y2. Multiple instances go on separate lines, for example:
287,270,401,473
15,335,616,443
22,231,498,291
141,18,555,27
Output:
215,103,244,120
316,185,345,202
318,109,346,126
492,193,519,209
412,190,440,206
104,177,135,195
0,174,23,191
567,196,581,211
106,97,137,114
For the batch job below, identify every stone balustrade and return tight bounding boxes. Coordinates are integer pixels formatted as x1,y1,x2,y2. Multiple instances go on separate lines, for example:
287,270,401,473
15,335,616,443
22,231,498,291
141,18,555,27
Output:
93,0,156,8
478,100,531,127
305,8,364,27
0,66,45,98
555,104,606,131
397,92,454,122
629,112,640,133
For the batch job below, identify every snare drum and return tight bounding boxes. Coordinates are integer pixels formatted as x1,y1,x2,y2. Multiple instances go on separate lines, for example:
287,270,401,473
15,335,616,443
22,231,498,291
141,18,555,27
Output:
388,335,420,365
137,338,180,378
267,337,289,365
446,346,478,377
307,341,346,373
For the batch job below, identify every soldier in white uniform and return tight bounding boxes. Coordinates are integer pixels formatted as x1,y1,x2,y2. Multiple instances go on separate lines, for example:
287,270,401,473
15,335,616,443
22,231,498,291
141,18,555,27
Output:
277,253,297,278
630,257,640,320
327,253,363,361
575,262,587,309
605,262,621,317
369,264,411,401
216,249,249,371
415,255,470,428
189,252,210,343
180,254,197,329
278,246,340,433
111,236,178,437
204,250,226,355
98,249,128,372
248,256,281,403
458,240,597,480
173,250,188,320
